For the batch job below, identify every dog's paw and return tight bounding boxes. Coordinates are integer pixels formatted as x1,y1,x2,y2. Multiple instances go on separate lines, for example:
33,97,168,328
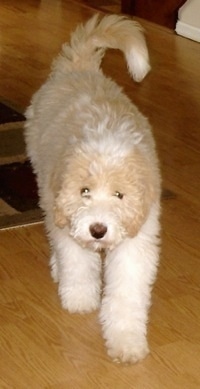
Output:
58,285,101,314
104,332,149,364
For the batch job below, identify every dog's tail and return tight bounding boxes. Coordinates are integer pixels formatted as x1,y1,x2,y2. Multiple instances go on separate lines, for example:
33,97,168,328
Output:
52,14,150,82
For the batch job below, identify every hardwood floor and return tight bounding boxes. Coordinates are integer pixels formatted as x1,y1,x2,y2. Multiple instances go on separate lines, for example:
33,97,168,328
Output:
0,1,200,388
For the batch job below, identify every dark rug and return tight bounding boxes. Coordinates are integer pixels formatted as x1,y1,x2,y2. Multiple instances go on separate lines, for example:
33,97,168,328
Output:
0,102,42,229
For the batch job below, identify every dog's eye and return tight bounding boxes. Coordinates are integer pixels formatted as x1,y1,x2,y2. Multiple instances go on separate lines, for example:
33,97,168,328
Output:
114,191,124,200
80,187,90,197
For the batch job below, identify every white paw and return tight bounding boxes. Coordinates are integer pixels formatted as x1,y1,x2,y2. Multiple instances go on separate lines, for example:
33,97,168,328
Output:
103,331,149,364
58,284,101,314
49,253,59,283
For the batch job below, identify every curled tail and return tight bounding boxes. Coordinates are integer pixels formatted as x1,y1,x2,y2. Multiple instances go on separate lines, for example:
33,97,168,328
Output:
53,14,151,82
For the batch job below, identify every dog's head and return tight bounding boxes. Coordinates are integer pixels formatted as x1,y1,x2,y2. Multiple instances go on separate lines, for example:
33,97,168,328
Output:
52,149,158,251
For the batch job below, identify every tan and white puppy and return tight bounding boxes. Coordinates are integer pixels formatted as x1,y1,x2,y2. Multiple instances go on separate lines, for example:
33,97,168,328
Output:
25,14,161,363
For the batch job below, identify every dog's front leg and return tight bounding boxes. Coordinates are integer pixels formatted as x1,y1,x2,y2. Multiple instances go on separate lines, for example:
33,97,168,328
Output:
51,229,102,313
99,234,159,363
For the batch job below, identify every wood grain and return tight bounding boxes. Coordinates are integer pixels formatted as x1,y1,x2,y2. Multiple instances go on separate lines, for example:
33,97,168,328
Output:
0,0,200,388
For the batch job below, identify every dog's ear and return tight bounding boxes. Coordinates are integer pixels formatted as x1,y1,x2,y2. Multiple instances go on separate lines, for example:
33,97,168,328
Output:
124,191,152,238
53,198,69,229
128,178,160,238
51,168,70,229
121,151,160,238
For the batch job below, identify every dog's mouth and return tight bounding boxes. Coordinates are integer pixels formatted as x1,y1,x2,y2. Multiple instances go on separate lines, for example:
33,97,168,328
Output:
90,238,112,251
75,235,119,252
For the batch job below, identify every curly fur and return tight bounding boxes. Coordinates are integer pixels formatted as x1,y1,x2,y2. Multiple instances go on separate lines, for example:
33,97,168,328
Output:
25,14,161,363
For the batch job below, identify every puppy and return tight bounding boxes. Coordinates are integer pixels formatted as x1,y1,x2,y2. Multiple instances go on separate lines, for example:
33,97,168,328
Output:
25,14,161,363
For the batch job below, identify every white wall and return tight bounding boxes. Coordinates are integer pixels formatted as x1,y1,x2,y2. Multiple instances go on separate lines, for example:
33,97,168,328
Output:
176,0,200,42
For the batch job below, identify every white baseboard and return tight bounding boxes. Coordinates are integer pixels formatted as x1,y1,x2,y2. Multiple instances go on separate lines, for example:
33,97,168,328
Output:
176,20,200,42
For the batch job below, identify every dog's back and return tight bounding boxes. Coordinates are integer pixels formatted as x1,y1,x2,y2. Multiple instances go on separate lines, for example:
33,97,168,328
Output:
25,14,151,181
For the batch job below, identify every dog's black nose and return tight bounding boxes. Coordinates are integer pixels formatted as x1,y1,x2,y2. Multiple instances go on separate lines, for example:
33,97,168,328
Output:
89,223,107,239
